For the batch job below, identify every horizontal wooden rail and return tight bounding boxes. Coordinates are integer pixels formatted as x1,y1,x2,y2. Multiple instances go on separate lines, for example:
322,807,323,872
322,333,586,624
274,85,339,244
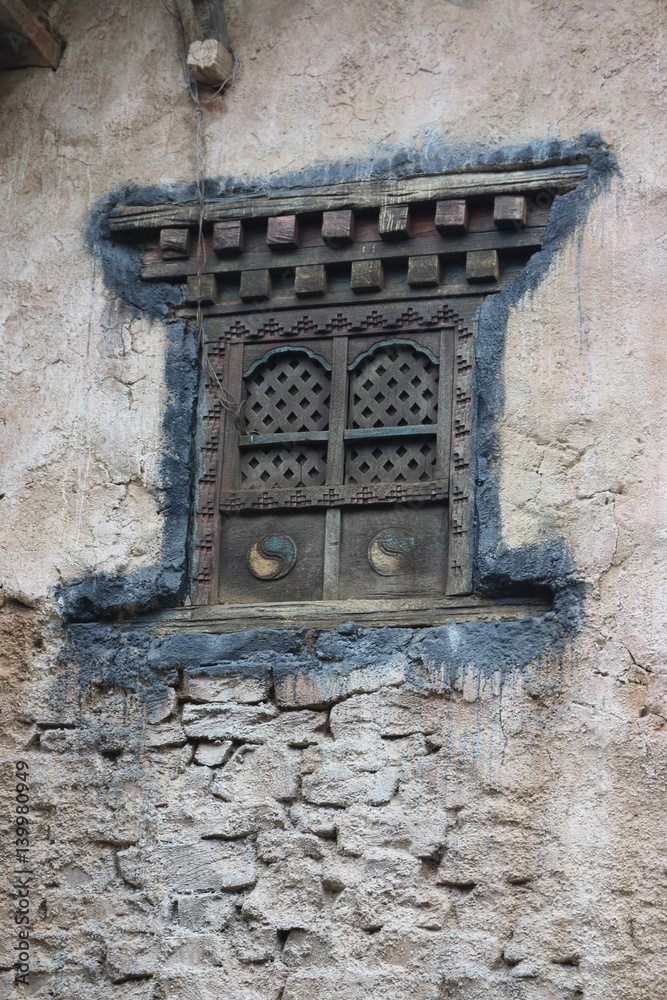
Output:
141,228,546,282
109,164,588,233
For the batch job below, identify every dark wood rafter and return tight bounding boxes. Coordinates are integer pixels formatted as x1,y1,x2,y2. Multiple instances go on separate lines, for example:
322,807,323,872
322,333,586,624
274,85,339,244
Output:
0,0,62,70
141,228,545,282
185,0,233,86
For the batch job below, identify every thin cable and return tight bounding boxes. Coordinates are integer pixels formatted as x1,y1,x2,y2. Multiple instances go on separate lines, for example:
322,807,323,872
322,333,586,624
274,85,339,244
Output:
166,0,245,431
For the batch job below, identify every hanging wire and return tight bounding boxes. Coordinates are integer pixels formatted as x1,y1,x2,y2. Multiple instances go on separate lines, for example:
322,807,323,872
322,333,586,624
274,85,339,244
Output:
163,0,245,431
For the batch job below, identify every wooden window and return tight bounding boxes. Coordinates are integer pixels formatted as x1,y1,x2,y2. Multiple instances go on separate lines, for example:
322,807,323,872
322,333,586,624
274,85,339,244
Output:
108,165,586,626
216,322,456,604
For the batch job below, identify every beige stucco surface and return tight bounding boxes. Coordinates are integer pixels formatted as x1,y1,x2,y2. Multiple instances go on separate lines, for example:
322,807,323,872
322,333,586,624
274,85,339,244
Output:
0,1,665,997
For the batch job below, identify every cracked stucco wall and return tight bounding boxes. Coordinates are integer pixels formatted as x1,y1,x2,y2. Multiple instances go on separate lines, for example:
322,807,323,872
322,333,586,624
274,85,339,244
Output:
0,1,665,998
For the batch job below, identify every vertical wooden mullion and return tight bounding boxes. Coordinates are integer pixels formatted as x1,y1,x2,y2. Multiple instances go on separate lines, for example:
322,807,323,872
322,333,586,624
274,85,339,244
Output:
322,335,348,600
435,326,454,484
213,341,244,602
446,316,475,595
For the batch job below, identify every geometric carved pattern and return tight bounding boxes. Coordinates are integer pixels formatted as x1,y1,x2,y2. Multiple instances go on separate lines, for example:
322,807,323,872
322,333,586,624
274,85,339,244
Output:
348,344,438,429
240,444,328,489
244,352,330,434
345,438,436,485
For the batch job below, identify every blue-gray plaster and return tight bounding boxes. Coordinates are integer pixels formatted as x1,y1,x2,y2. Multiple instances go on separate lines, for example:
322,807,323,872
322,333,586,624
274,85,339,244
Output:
58,132,618,698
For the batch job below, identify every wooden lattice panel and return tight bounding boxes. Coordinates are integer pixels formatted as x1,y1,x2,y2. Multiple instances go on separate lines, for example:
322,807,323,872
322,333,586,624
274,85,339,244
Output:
244,353,331,435
240,444,328,490
345,438,436,485
348,344,438,429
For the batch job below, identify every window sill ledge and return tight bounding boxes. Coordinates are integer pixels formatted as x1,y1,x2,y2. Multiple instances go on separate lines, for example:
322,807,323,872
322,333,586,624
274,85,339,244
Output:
134,594,552,635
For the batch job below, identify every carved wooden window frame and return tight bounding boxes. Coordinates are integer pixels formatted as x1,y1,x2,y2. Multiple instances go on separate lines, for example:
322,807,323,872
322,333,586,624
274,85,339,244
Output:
109,163,588,630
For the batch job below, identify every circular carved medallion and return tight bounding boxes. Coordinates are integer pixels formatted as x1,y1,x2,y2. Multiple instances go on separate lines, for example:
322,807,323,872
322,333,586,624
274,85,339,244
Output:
247,533,297,581
367,528,416,576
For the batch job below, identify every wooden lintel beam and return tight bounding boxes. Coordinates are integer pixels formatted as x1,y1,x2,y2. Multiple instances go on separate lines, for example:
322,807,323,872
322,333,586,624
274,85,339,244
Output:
108,164,589,234
0,0,62,69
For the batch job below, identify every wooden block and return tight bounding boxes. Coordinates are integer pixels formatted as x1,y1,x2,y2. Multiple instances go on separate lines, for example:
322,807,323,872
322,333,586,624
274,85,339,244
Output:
192,0,230,50
435,199,469,234
160,228,192,259
267,215,299,248
351,259,384,292
378,204,413,240
213,220,245,255
185,274,219,304
466,250,499,283
408,255,440,288
0,0,62,69
240,269,272,301
493,195,527,230
187,39,235,87
295,264,327,296
322,209,355,246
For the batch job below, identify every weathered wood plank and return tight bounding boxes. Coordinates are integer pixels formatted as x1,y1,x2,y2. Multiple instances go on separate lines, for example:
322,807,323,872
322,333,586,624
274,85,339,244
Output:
142,228,545,281
132,594,552,636
182,282,492,318
219,480,449,513
191,0,230,48
109,164,588,232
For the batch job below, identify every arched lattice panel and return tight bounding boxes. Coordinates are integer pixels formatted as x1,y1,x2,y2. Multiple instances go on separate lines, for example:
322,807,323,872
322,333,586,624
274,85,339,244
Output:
346,341,438,485
241,349,331,489
348,342,438,429
244,350,331,434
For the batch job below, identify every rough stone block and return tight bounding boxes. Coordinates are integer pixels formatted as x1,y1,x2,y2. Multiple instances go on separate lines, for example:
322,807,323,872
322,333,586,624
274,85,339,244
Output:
158,967,287,1000
199,799,288,839
183,702,326,745
175,894,235,932
117,841,256,893
184,673,268,704
211,744,299,803
289,803,340,841
274,658,407,709
233,924,279,965
194,740,234,766
39,728,77,752
242,859,324,929
301,761,399,808
106,936,159,983
329,688,448,739
143,722,188,749
256,829,324,863
145,684,177,724
182,701,278,742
